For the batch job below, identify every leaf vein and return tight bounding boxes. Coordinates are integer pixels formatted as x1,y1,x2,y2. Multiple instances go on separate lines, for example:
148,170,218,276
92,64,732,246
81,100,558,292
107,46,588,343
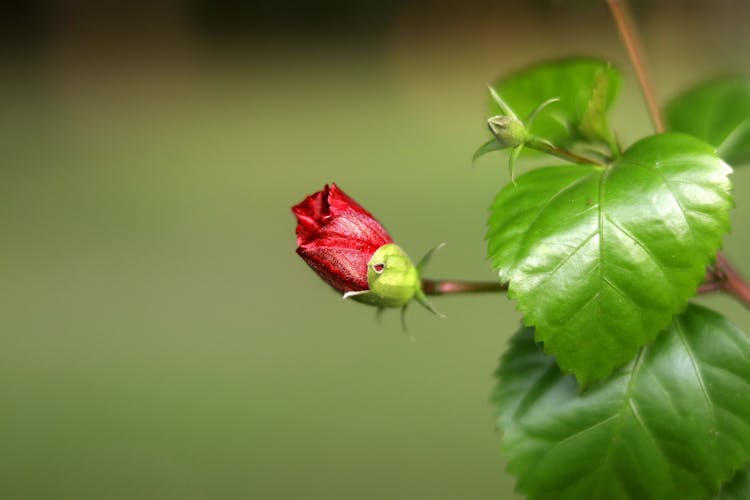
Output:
673,318,718,443
538,230,599,287
635,160,698,239
590,349,645,497
512,171,597,269
604,215,674,287
565,290,601,325
629,398,673,470
556,414,619,449
602,276,639,310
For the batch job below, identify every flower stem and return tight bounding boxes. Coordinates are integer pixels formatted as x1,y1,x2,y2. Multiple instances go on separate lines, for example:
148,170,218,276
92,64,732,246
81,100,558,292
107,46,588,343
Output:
424,259,750,308
606,0,665,133
703,253,750,309
421,279,507,296
525,137,608,166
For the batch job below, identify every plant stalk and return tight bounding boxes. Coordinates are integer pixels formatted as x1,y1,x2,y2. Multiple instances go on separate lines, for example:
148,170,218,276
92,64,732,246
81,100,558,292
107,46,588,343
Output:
421,279,507,296
606,0,665,133
526,137,608,166
706,254,750,309
424,258,750,308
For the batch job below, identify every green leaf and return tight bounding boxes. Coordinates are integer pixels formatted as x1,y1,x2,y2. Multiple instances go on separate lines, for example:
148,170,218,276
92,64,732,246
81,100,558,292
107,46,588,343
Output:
493,304,750,500
666,76,750,166
716,467,750,500
486,133,732,384
489,58,620,154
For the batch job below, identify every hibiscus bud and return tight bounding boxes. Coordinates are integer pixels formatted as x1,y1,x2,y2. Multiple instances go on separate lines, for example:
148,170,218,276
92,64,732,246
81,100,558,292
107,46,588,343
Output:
292,184,420,307
487,114,527,148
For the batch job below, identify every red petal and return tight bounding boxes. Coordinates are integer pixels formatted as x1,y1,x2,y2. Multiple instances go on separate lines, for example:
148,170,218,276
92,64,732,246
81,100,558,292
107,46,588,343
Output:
296,246,370,292
327,183,372,217
292,184,331,243
292,184,394,293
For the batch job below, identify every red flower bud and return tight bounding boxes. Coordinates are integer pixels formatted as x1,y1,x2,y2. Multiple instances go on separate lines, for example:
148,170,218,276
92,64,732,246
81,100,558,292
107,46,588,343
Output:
292,184,393,293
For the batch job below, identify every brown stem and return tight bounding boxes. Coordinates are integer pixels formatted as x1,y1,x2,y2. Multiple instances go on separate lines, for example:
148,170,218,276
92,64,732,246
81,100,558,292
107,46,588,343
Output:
423,257,750,308
421,279,507,296
606,0,665,133
697,276,722,295
714,253,750,308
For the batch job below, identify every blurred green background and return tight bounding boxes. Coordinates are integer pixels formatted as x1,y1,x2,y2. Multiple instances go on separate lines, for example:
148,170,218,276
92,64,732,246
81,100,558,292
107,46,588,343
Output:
2,1,750,498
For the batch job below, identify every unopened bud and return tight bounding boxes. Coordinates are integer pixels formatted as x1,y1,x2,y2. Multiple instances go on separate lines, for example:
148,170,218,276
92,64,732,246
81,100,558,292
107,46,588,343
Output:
488,115,527,148
293,184,425,310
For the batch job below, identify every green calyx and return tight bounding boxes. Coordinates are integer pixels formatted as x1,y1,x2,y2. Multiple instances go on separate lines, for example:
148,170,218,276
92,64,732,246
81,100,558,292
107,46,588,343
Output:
367,243,420,306
346,243,419,307
343,243,444,325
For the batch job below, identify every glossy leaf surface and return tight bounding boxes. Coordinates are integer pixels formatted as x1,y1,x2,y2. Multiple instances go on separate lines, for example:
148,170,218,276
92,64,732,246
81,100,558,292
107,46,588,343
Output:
493,305,750,500
666,76,750,166
486,133,732,384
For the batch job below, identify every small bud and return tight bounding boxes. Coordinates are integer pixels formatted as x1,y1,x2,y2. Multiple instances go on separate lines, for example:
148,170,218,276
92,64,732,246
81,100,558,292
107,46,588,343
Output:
487,115,527,148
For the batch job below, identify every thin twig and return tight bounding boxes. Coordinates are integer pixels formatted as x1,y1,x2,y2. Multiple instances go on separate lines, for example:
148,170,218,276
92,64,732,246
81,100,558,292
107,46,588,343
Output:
606,0,665,133
421,279,507,296
526,137,608,166
714,253,750,308
423,267,749,309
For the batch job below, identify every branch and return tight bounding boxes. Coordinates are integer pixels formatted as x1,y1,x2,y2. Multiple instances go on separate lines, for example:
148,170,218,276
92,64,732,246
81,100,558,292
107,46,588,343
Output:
421,279,507,296
701,254,750,309
525,137,608,166
606,0,665,133
424,256,750,308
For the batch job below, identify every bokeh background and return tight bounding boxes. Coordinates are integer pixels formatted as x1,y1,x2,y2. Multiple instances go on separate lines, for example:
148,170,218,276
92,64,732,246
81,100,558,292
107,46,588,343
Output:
2,1,750,498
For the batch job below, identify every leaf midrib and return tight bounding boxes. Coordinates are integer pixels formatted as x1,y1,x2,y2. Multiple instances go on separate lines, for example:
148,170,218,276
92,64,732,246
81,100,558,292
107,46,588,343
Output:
591,348,653,498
